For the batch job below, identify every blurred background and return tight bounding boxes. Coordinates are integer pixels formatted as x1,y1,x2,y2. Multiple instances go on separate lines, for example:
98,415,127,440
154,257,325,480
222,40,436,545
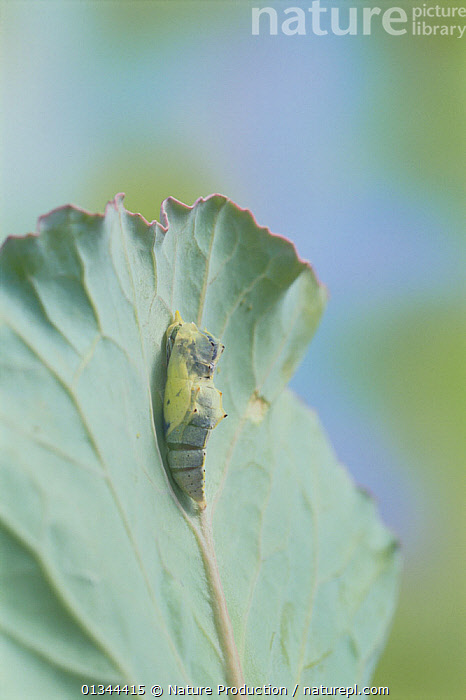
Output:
2,1,464,697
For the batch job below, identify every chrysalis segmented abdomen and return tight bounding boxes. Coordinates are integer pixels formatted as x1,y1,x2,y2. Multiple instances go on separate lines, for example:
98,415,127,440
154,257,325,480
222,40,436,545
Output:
163,311,226,508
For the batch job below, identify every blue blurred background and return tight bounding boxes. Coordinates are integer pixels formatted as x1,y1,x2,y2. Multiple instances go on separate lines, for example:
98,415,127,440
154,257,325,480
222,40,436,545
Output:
2,2,464,697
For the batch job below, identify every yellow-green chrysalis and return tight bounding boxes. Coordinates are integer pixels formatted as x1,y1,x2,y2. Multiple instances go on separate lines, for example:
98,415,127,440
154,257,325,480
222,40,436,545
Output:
163,311,226,508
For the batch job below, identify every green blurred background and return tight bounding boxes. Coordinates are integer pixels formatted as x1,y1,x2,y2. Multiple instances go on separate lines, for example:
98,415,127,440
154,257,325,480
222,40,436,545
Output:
1,2,465,698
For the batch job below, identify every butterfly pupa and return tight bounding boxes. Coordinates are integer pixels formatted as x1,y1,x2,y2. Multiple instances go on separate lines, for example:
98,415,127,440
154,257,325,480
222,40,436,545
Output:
163,311,226,509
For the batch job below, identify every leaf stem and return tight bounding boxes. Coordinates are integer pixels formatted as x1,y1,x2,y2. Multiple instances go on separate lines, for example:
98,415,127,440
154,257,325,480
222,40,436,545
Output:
198,509,245,686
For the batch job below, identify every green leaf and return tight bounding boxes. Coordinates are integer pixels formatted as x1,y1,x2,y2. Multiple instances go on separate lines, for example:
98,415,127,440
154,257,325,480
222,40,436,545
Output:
0,195,400,696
